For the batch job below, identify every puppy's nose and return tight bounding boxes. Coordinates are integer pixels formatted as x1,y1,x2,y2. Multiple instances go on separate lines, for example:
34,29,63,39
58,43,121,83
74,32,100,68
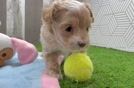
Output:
78,42,86,48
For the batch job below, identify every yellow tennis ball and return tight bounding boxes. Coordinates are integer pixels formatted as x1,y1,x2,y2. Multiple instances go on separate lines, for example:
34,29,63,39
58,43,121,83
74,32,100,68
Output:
64,53,93,81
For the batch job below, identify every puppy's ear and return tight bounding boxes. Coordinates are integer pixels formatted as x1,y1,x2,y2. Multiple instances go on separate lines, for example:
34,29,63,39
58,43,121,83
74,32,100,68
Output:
42,3,67,33
42,6,53,24
84,4,94,23
42,3,67,23
42,6,54,33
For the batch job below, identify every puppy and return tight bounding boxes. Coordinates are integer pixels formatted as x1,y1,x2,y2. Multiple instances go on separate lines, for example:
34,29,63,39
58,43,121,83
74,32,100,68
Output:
40,0,94,79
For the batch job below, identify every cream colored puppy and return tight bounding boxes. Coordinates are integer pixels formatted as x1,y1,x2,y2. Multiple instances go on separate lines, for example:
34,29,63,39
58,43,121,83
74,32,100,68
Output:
40,0,94,79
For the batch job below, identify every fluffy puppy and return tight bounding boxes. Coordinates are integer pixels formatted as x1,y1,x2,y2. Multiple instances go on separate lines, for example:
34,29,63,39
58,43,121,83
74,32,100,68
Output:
40,0,94,79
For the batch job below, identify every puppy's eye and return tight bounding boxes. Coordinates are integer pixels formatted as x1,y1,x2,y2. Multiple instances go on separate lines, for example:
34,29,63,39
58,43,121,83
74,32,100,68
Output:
87,27,89,31
65,26,72,32
2,53,7,57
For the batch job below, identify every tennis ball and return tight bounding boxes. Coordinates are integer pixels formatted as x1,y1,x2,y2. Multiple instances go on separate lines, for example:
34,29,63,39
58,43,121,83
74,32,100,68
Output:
64,53,93,81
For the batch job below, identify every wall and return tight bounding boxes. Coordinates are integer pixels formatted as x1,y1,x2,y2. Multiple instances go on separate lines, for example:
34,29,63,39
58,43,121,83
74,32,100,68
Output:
7,0,25,39
6,0,42,44
25,0,43,44
90,0,134,52
0,0,7,34
2,0,134,51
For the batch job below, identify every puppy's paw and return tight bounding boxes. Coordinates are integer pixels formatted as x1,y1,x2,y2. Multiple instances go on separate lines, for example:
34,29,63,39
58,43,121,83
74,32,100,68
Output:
45,70,63,80
53,73,63,80
57,73,63,80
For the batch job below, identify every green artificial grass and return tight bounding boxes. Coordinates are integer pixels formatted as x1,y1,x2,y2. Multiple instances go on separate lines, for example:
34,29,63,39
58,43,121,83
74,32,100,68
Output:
36,43,42,52
36,45,134,88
